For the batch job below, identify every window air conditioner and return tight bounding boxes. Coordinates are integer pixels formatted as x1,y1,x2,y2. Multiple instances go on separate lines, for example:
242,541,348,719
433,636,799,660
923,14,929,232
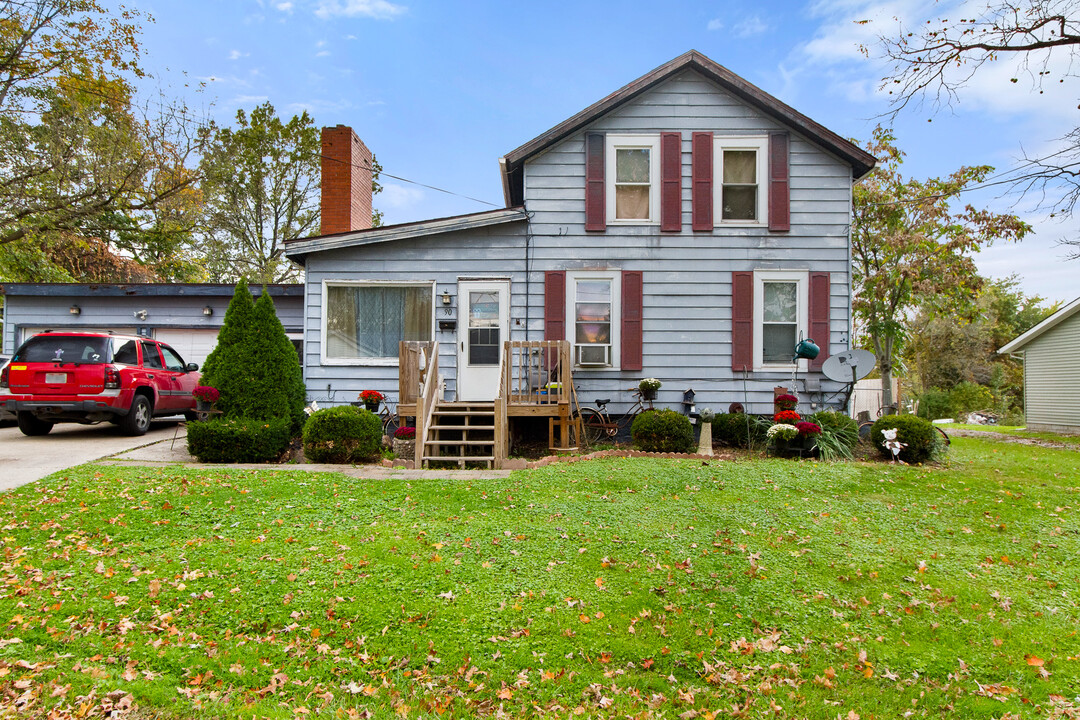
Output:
576,344,610,367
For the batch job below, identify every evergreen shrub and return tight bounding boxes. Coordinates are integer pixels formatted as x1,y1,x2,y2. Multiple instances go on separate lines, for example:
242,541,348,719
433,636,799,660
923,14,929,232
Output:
187,417,292,463
916,388,954,420
870,414,940,464
712,413,765,448
631,409,694,453
303,405,382,464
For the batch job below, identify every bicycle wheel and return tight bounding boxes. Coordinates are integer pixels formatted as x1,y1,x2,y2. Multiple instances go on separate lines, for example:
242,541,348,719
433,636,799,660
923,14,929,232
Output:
575,408,606,446
857,421,875,442
933,425,951,447
382,410,400,437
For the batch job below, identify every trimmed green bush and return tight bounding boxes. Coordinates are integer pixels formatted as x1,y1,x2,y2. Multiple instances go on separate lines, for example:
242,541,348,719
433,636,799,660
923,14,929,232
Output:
870,414,940,464
808,410,859,460
631,409,694,453
711,413,766,448
187,416,292,463
303,405,382,464
916,388,954,420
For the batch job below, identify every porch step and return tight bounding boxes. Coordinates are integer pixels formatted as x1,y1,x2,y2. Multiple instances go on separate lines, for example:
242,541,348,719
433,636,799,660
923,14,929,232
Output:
420,399,497,469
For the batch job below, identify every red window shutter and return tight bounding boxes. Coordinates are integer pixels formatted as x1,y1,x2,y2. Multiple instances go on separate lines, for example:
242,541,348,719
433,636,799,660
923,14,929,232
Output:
660,132,681,232
808,272,830,371
691,132,713,231
545,271,566,342
731,271,754,371
768,132,790,232
585,133,605,232
621,271,643,371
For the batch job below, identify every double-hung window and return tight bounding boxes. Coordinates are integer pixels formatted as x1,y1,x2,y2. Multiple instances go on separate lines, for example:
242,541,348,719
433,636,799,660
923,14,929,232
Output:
566,271,621,368
323,281,434,364
605,135,661,224
753,271,807,370
714,136,768,225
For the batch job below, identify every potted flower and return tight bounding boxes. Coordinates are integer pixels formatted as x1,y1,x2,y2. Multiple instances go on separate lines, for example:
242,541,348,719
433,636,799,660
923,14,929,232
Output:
359,389,384,413
773,409,802,424
775,393,799,411
766,423,799,454
638,378,662,402
392,425,417,458
192,385,220,412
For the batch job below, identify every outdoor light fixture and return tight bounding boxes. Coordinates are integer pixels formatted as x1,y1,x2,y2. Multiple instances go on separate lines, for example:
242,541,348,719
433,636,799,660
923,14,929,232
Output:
202,306,213,316
134,309,148,321
69,305,81,316
442,291,452,306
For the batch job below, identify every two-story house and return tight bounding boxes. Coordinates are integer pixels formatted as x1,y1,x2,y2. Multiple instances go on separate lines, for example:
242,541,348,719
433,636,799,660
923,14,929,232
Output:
285,50,876,467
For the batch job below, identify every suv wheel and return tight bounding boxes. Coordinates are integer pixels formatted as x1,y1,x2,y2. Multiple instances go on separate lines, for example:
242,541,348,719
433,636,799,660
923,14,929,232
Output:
17,411,54,436
120,395,152,436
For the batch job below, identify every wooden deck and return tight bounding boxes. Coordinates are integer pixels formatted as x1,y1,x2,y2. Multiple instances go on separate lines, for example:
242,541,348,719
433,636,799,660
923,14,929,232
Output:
398,340,579,468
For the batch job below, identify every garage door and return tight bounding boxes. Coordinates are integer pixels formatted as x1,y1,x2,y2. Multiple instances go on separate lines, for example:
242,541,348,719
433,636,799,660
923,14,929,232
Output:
154,329,220,368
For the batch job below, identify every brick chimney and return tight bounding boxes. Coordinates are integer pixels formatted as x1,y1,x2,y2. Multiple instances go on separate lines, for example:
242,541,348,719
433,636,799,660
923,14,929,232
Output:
320,125,373,235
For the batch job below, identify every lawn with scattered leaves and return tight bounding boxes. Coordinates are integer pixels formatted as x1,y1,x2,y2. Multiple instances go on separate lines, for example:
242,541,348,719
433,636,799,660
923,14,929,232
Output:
2,436,1078,719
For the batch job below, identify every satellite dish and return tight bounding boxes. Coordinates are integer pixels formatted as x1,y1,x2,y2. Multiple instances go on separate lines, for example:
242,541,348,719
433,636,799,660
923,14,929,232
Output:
821,349,876,383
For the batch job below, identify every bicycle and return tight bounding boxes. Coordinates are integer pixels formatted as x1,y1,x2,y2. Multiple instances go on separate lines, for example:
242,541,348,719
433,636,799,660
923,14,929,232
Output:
574,388,652,447
377,398,401,437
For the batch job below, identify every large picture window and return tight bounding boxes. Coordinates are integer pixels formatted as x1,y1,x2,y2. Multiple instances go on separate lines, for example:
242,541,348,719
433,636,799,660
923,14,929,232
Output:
324,282,433,363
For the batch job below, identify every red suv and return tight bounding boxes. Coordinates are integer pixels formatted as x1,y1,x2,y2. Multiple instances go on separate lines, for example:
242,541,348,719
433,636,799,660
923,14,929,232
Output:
0,332,202,436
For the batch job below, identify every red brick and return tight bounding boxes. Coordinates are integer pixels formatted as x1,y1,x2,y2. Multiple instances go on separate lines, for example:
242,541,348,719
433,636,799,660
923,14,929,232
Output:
321,126,373,235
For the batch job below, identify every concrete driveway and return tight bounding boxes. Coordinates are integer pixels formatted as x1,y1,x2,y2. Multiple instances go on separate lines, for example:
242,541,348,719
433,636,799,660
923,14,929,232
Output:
0,420,186,492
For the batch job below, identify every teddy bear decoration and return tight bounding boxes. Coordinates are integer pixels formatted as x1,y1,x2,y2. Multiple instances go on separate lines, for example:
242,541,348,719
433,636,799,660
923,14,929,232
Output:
881,428,907,464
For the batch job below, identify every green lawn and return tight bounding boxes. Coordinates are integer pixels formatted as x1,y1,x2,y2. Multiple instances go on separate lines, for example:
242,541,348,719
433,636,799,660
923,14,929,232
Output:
2,437,1078,718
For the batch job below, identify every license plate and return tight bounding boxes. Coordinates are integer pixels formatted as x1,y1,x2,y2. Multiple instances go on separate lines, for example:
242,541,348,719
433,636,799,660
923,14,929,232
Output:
46,373,67,384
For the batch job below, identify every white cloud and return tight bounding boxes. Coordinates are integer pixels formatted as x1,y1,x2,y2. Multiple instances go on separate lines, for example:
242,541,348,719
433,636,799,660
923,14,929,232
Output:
315,0,406,20
316,50,331,57
276,1,294,11
706,18,723,31
733,15,768,37
227,49,249,61
231,94,270,105
379,183,424,211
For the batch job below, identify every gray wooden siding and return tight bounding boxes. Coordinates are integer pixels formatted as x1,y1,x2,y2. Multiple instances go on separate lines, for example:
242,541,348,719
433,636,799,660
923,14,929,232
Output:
301,68,856,415
300,224,529,406
521,69,853,413
1022,311,1080,432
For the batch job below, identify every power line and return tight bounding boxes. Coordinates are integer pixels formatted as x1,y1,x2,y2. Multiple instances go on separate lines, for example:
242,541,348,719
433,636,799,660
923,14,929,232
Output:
319,152,500,209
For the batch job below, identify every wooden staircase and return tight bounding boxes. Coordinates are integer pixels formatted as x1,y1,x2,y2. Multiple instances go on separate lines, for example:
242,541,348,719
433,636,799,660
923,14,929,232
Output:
420,401,497,468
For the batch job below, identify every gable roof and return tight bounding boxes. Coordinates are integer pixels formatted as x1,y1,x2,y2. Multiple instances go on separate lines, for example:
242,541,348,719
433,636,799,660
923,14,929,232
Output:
499,50,878,208
285,207,527,261
998,296,1080,354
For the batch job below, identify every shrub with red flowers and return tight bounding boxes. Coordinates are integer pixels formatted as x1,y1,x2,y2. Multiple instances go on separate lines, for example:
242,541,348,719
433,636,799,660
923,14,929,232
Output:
775,393,799,411
193,386,220,404
393,426,416,440
773,410,801,424
796,421,822,436
359,390,384,404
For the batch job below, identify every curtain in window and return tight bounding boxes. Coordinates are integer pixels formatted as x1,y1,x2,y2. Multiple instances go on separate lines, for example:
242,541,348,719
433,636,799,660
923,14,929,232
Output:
326,285,432,358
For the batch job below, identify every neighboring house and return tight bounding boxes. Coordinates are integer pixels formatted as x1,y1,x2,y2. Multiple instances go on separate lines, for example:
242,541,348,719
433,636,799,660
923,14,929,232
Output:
0,283,304,368
285,50,876,460
998,296,1080,434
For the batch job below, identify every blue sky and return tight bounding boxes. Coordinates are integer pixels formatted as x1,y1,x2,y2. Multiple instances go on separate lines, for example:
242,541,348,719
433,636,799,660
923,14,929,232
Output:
124,0,1078,304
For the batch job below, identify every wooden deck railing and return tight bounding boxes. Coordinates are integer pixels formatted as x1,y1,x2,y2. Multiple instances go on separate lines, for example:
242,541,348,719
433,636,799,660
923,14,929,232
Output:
501,340,572,406
400,341,439,467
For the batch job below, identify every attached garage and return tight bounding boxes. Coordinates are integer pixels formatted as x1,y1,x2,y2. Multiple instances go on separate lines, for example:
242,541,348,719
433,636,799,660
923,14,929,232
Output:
1,283,304,373
153,328,220,368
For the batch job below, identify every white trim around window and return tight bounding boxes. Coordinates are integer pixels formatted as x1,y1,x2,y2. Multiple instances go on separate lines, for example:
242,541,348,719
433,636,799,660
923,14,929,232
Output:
565,270,621,370
753,270,808,371
713,136,768,227
605,134,661,225
321,280,436,366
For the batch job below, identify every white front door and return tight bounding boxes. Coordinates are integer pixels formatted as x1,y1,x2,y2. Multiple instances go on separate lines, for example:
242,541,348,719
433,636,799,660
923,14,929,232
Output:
456,280,509,401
